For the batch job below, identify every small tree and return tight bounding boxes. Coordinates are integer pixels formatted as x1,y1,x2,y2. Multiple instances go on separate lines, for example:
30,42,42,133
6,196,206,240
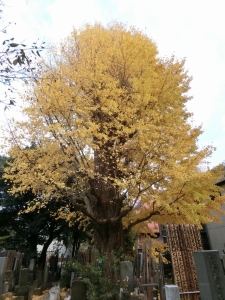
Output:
3,23,224,257
0,156,89,269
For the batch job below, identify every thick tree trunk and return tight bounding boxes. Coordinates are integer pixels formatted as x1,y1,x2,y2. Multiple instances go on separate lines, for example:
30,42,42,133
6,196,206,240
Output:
91,133,126,255
26,234,38,267
27,234,38,258
94,219,125,254
93,220,124,300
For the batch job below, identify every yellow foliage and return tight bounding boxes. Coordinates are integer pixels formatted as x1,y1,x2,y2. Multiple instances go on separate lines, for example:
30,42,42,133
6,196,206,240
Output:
2,23,225,236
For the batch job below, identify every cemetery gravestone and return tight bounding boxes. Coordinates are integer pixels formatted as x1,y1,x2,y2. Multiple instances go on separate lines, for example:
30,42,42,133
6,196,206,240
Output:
15,268,29,299
33,270,43,296
70,272,74,288
164,285,180,300
37,270,43,286
120,261,134,293
43,265,49,289
19,269,29,287
71,280,87,300
3,270,14,293
14,253,24,285
49,285,60,300
193,250,225,300
0,276,3,295
5,251,16,271
0,292,13,300
0,257,7,294
0,257,7,276
28,259,35,271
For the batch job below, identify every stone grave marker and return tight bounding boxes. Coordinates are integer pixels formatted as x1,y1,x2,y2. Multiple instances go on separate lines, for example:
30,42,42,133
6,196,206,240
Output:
193,250,225,300
120,261,134,293
28,286,34,300
14,268,29,299
5,251,16,271
0,257,7,276
14,253,24,285
70,272,74,288
49,285,60,300
0,257,7,294
28,259,35,271
165,285,180,300
71,280,87,300
35,270,43,287
3,270,14,293
33,270,43,296
0,292,13,300
19,269,29,287
0,277,3,296
43,265,49,289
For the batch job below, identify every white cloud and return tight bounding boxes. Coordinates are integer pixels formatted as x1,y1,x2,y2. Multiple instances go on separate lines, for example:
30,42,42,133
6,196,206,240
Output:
45,0,108,42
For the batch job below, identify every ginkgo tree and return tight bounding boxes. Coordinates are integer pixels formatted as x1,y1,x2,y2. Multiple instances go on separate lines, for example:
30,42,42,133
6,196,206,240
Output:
3,23,224,254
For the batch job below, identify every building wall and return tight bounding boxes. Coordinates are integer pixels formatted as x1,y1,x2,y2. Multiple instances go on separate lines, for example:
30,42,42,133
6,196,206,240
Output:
205,182,225,257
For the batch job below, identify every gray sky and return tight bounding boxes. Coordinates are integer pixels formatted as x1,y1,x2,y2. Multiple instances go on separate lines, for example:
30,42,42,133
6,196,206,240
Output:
1,0,225,167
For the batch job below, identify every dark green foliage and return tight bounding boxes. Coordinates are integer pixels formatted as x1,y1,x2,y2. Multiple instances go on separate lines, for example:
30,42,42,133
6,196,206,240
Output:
0,156,91,269
60,250,120,300
125,230,137,253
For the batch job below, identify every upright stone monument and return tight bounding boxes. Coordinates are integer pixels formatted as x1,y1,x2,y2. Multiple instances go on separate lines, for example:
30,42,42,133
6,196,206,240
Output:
43,265,49,289
5,251,16,271
33,270,43,296
14,268,29,299
0,257,7,294
71,280,87,300
193,250,225,300
0,257,7,276
120,261,134,293
165,285,180,300
49,285,60,300
36,270,43,286
3,270,15,293
14,252,24,285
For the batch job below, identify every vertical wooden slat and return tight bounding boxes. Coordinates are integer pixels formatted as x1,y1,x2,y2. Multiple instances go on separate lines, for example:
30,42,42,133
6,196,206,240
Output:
167,225,202,300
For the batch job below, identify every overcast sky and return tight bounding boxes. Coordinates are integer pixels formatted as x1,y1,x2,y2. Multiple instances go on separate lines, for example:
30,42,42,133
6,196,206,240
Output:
1,0,225,167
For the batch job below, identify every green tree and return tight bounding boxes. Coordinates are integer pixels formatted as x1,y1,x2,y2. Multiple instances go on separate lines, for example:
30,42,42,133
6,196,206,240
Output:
0,156,90,269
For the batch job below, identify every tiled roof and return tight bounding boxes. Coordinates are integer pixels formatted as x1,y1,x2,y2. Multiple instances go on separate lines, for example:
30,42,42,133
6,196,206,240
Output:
215,166,225,185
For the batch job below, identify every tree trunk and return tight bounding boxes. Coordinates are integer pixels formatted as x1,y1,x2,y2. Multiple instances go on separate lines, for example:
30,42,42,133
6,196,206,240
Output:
27,234,38,258
94,219,125,254
37,237,54,270
26,234,38,267
91,133,127,255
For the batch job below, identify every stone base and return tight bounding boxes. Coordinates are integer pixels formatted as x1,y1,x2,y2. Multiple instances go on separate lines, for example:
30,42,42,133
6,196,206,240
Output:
0,292,14,300
13,296,27,300
139,294,145,300
71,280,87,300
122,291,130,300
165,285,180,300
14,285,29,296
33,287,43,296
